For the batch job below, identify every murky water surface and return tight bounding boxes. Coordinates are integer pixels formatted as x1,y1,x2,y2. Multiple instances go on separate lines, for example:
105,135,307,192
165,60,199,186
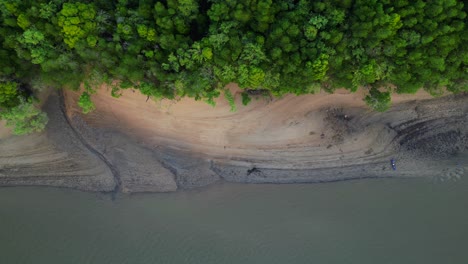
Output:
1,175,467,264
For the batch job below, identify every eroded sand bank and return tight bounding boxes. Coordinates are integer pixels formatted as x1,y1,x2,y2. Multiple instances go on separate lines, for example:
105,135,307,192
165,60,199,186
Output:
0,93,116,191
1,86,467,192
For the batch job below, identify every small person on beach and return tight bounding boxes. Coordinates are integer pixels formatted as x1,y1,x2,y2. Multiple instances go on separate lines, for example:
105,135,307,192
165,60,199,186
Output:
391,158,396,171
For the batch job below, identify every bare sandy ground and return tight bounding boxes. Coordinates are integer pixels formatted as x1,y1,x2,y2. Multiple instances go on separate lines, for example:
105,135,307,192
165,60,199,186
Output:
64,84,433,162
63,85,467,189
1,85,466,192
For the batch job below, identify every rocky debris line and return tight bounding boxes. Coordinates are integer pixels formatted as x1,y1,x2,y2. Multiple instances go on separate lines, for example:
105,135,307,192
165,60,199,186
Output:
0,93,116,191
211,163,400,184
391,96,468,158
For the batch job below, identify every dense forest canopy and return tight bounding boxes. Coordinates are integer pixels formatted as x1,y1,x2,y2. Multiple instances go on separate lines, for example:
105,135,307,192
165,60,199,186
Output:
0,0,467,133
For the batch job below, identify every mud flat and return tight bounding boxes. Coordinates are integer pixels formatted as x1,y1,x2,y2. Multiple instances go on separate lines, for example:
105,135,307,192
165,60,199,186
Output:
1,87,467,192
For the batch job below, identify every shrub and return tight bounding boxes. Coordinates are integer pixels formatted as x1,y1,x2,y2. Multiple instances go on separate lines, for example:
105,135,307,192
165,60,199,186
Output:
0,81,20,108
0,99,48,135
241,92,251,106
78,92,95,113
224,89,236,112
364,87,391,112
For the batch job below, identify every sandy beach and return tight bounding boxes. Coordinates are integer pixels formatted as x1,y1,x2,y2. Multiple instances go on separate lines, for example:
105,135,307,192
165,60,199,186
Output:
0,87,466,192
